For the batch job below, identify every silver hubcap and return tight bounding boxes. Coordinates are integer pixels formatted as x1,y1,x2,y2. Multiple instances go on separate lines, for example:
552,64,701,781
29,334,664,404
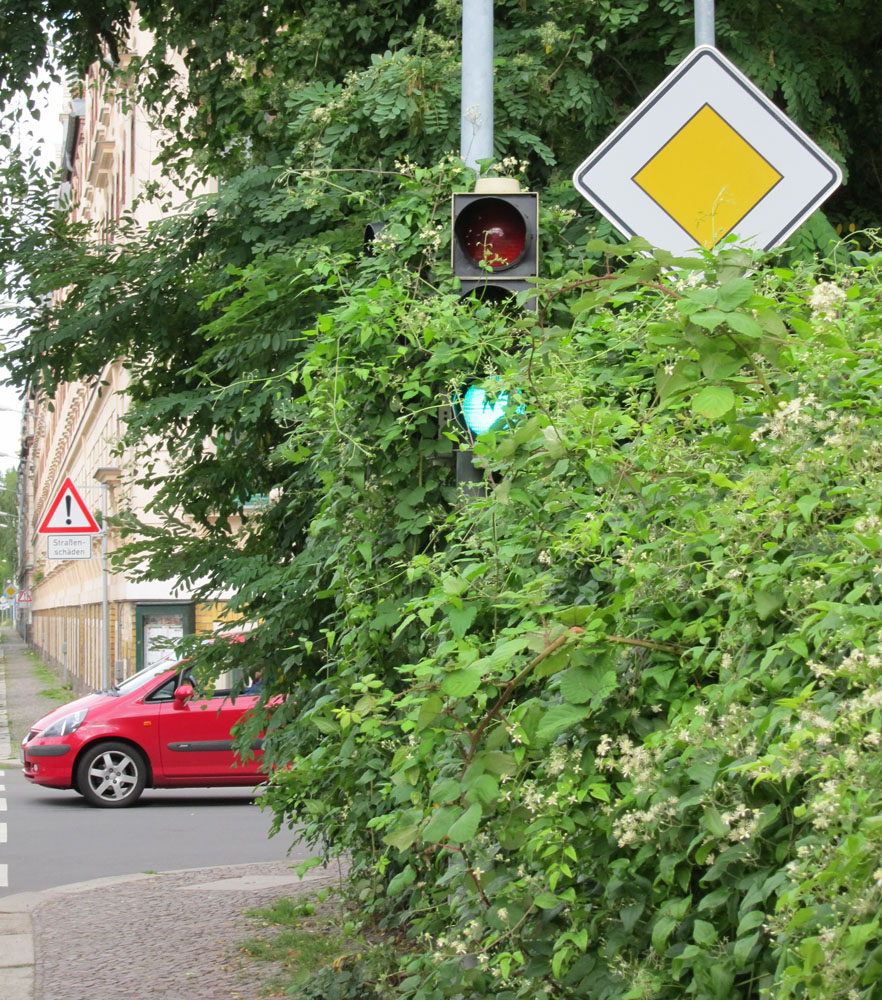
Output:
88,750,138,800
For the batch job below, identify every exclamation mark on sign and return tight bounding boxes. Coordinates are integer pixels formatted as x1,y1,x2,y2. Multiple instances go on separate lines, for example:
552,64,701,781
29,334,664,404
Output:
65,495,72,525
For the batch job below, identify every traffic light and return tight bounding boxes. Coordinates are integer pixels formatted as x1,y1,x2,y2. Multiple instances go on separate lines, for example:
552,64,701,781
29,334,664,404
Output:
457,379,523,437
450,179,538,491
363,222,387,257
452,178,538,308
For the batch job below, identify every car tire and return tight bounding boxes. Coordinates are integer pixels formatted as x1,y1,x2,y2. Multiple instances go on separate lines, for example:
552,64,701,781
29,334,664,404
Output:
76,742,147,808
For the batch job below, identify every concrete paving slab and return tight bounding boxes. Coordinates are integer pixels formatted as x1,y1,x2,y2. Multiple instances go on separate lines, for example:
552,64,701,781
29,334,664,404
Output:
0,933,34,966
0,965,32,1000
0,913,30,933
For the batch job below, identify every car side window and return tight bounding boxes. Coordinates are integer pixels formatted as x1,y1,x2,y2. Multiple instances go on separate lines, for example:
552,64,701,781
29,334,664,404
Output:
145,667,247,702
145,676,179,703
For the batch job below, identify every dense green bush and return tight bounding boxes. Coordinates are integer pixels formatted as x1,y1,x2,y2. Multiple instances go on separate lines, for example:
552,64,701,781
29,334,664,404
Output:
249,216,882,999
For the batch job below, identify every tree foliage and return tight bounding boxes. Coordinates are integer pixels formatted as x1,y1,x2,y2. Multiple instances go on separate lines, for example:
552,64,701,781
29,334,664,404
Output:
0,468,16,581
4,3,882,998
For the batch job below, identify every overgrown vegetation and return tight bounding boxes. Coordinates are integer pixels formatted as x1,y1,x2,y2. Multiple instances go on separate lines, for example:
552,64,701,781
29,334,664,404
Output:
3,3,882,998
235,890,397,998
0,468,17,584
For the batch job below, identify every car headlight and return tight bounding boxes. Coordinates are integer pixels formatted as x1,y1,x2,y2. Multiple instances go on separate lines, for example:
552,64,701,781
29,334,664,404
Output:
39,709,88,738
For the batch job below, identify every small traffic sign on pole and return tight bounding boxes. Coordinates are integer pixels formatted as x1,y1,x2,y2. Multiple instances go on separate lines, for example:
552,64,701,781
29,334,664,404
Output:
17,590,31,603
572,46,842,255
38,477,100,534
47,536,94,560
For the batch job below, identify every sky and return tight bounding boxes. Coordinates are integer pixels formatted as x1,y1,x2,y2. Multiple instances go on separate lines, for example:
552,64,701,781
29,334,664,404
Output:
0,76,64,476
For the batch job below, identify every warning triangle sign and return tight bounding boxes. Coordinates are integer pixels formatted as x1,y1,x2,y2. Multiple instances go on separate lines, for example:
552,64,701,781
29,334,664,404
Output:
38,477,100,534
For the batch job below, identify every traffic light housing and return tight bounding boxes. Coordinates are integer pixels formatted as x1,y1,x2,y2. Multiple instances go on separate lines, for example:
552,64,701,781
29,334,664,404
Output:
449,180,539,492
452,180,538,308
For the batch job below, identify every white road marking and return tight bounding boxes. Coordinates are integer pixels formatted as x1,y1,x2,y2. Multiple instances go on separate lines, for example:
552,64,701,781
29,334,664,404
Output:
0,822,6,843
0,864,7,888
0,798,6,811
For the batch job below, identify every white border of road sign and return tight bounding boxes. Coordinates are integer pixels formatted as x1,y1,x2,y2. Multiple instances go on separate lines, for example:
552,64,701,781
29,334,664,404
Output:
38,477,100,534
572,45,842,254
47,535,94,560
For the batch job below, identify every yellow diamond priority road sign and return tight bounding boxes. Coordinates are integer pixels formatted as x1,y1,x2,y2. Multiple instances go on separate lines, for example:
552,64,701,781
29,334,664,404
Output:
572,46,842,255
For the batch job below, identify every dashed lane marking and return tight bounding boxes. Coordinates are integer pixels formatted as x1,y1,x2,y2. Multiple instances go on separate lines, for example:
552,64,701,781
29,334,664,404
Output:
0,822,6,843
0,798,6,811
0,864,6,888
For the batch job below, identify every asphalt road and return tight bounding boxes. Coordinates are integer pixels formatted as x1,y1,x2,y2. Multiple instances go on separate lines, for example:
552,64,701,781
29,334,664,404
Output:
1,774,308,896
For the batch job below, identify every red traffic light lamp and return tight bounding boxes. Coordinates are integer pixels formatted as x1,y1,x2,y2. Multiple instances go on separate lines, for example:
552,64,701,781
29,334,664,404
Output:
452,178,538,306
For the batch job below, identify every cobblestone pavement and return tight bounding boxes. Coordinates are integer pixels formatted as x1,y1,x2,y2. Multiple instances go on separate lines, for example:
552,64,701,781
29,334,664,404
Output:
31,861,344,1000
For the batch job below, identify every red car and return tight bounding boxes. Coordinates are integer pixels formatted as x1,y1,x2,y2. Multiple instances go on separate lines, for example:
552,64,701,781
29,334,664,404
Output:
20,658,265,807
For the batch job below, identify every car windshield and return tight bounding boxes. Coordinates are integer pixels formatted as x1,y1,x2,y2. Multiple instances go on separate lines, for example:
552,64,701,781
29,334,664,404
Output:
113,657,181,696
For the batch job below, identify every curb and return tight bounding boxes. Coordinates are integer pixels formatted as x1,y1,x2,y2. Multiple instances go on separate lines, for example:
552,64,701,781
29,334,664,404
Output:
0,644,12,764
0,862,342,1000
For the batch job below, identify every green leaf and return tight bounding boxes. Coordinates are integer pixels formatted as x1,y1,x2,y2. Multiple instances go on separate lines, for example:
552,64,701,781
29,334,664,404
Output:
691,308,729,331
534,893,561,909
716,277,754,310
703,806,728,838
795,495,820,521
692,386,736,419
737,910,765,936
536,704,590,742
693,919,718,946
755,589,784,620
472,636,532,673
441,666,483,698
429,777,462,804
733,930,761,967
448,802,482,843
447,602,477,638
421,805,460,843
652,915,678,955
559,665,599,704
464,773,499,804
384,825,420,852
700,349,744,380
387,864,416,896
417,694,443,731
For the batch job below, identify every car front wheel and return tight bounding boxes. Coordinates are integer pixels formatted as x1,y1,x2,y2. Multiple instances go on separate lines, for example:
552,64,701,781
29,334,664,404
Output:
77,742,147,808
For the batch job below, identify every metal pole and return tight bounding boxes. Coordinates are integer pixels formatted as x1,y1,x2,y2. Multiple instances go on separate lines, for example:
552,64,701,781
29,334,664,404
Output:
101,482,109,689
461,0,494,174
695,0,715,47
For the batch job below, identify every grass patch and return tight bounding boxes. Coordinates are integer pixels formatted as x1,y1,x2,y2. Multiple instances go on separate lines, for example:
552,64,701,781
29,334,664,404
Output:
30,657,74,702
233,890,398,998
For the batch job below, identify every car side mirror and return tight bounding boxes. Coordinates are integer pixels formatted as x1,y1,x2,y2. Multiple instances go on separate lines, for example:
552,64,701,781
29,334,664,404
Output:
173,684,194,709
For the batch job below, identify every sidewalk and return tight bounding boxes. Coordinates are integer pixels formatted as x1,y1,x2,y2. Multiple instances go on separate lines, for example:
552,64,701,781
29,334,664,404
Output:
0,629,339,1000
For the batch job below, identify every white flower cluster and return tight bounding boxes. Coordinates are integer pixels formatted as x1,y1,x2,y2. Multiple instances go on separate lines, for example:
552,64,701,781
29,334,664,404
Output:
612,798,678,848
809,280,847,317
491,156,529,176
719,805,761,842
418,223,445,251
855,513,882,534
370,229,398,252
750,393,821,444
